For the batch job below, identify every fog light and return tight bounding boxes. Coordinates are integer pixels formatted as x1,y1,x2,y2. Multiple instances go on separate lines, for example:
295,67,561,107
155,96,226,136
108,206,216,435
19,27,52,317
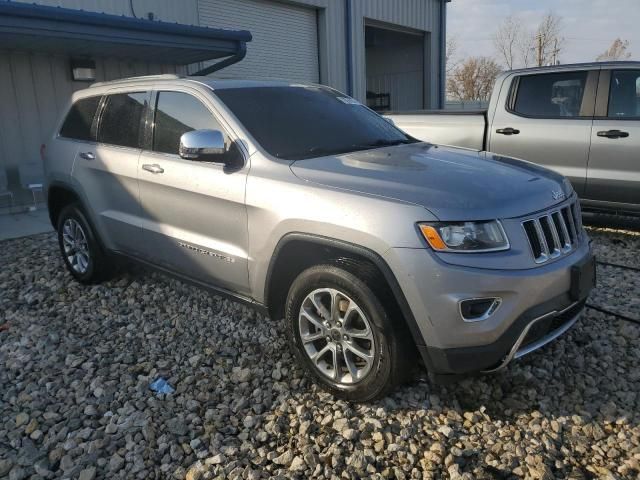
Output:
459,297,501,322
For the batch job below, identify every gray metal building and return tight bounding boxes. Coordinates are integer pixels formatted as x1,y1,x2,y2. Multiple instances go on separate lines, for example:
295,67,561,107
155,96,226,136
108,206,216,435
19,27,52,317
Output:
0,0,448,207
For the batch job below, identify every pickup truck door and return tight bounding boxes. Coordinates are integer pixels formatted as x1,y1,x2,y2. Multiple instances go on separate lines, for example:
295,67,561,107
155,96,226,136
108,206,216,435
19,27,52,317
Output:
137,89,251,296
488,70,598,196
585,69,640,208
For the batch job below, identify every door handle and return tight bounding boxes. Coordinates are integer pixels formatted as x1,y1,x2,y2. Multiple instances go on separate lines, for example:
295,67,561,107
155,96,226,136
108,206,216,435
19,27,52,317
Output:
496,127,520,135
142,163,164,174
79,151,95,160
597,129,629,139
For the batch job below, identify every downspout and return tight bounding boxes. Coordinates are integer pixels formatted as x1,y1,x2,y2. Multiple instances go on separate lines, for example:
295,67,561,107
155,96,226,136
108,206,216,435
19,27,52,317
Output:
194,42,247,76
344,0,353,96
439,0,449,109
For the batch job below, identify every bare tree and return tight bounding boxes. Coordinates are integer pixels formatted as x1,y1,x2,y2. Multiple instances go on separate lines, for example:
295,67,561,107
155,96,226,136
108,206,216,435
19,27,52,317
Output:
493,15,536,69
597,38,632,61
446,36,459,76
534,12,564,66
493,15,521,69
447,57,502,101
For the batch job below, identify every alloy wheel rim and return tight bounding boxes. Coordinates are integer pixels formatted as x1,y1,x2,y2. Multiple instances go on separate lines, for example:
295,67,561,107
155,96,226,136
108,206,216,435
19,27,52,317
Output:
62,218,90,274
298,288,375,384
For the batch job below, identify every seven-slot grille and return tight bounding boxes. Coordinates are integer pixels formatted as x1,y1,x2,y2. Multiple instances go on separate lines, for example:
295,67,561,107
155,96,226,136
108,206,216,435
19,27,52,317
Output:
522,200,582,264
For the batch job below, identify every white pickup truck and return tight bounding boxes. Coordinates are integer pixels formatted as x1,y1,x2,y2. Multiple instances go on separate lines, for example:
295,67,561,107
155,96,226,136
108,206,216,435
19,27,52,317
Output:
386,62,640,216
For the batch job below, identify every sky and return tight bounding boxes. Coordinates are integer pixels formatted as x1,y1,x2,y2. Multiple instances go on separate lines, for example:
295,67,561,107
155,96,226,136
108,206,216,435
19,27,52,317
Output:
447,0,640,65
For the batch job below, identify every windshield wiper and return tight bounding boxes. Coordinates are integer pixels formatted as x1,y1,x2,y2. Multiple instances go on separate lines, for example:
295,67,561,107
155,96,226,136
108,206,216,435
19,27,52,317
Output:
292,138,415,160
352,138,416,149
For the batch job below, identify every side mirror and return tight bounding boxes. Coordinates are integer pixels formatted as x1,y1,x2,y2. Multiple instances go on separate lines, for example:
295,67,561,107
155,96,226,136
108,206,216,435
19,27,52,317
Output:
179,129,226,162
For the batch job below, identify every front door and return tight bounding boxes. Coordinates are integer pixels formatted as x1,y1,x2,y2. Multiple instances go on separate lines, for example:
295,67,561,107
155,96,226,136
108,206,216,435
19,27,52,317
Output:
73,91,149,255
489,70,597,195
137,89,250,295
586,69,640,209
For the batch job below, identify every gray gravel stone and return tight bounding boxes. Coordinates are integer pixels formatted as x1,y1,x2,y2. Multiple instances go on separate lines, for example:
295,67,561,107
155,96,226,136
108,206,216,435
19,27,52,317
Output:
1,230,639,479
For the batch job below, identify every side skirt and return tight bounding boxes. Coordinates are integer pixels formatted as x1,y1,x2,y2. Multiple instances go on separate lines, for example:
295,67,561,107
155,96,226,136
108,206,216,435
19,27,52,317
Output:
111,250,269,316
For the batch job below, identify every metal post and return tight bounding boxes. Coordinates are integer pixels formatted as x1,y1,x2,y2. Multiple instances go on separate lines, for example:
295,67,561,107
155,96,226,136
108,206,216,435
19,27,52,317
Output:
344,0,353,96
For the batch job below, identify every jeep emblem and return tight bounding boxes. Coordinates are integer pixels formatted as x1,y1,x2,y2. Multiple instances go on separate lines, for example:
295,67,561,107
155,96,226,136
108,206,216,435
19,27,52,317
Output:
551,190,565,200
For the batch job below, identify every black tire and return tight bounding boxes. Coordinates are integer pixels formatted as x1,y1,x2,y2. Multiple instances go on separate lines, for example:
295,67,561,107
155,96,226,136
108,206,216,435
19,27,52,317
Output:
285,264,413,402
56,203,111,284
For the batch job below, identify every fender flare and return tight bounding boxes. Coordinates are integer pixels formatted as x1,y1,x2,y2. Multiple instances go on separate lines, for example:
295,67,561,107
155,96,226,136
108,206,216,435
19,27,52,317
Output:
264,232,428,356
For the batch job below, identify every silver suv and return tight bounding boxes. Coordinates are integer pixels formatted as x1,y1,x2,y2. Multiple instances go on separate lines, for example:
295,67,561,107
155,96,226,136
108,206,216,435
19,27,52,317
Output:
44,75,595,401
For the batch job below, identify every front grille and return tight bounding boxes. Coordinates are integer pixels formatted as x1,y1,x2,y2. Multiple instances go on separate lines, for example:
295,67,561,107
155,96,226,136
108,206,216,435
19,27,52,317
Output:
522,200,582,264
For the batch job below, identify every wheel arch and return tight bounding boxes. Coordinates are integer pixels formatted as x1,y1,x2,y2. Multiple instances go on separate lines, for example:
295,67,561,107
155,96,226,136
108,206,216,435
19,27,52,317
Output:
47,182,84,228
264,233,425,354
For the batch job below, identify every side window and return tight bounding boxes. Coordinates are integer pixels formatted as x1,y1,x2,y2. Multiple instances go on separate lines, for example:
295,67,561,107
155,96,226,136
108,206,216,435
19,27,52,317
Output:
98,92,148,148
608,70,640,118
59,96,102,141
153,91,223,155
513,71,588,118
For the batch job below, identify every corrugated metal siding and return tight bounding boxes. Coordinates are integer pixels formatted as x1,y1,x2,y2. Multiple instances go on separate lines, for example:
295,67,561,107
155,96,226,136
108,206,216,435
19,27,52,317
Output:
0,0,444,199
0,51,179,194
198,0,319,82
350,0,441,107
10,0,199,25
272,0,442,106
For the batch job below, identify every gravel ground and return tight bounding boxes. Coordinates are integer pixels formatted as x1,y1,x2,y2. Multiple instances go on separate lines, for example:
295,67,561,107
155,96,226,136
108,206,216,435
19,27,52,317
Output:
1,230,639,480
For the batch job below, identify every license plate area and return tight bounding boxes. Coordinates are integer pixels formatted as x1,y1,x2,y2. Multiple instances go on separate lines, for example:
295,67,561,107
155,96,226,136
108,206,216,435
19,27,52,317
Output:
570,254,596,301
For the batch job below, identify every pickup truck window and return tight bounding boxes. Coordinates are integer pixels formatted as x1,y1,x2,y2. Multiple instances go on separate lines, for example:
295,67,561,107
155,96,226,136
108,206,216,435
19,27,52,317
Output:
59,96,102,141
98,92,148,149
214,86,415,160
608,70,640,118
513,71,588,118
153,91,224,155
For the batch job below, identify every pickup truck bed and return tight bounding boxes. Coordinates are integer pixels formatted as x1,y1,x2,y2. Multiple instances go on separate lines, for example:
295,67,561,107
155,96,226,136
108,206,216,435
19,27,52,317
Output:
386,110,487,151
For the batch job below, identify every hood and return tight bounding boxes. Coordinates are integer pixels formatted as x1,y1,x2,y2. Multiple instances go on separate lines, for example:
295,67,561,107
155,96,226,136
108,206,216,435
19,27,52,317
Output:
290,143,572,221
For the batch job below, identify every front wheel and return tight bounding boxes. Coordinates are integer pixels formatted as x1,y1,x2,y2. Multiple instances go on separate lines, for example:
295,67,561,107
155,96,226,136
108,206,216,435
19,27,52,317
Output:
57,204,111,284
285,265,413,402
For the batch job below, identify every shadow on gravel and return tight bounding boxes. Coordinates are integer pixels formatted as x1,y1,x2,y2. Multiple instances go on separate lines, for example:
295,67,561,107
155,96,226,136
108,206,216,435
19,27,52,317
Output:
583,212,640,232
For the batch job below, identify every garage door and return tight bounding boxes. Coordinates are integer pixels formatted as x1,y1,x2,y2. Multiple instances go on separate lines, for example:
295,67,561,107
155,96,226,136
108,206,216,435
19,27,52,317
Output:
198,0,319,83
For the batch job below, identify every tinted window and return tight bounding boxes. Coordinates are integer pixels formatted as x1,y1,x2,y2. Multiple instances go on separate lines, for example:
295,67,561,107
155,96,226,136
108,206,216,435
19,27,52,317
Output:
514,71,588,118
59,96,101,141
214,86,415,160
153,92,221,155
98,92,148,148
608,70,640,118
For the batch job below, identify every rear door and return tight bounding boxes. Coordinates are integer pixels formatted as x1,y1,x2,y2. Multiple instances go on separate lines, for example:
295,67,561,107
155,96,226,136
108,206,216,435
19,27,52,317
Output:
488,70,598,195
72,90,150,255
137,88,250,295
586,68,640,209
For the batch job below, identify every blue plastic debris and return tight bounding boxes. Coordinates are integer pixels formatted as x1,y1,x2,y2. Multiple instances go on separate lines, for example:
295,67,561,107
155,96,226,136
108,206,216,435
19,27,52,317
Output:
150,378,175,394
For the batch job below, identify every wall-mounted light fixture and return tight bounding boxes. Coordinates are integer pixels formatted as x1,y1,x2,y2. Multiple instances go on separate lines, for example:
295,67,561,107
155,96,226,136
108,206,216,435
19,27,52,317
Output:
70,59,96,82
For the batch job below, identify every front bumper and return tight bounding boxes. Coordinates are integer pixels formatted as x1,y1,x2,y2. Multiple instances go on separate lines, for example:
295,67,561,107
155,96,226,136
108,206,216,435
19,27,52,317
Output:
385,238,594,375
419,298,586,374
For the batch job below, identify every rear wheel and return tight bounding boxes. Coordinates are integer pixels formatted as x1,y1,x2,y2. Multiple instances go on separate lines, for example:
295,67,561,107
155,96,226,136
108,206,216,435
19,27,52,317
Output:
285,265,412,402
57,204,111,284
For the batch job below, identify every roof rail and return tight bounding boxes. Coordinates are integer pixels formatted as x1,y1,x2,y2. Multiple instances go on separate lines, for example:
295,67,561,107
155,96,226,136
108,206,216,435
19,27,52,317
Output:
90,74,182,88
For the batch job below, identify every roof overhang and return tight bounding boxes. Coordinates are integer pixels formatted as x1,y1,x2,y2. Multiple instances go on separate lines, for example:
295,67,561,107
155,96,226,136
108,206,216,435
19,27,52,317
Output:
0,1,252,65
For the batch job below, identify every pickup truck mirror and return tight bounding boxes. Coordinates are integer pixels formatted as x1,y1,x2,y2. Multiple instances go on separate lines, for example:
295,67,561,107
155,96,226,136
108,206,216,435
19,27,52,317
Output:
179,129,227,163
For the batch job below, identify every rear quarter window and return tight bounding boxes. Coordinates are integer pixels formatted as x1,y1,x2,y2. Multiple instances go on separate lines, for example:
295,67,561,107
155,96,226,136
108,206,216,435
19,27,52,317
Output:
59,96,102,141
97,92,148,149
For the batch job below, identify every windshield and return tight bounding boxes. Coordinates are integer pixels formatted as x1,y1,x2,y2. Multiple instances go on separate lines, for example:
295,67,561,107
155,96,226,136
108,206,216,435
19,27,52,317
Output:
214,86,417,160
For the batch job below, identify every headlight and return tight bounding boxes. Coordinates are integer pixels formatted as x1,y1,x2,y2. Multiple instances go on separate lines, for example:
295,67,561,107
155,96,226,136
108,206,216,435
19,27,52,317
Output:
418,220,509,252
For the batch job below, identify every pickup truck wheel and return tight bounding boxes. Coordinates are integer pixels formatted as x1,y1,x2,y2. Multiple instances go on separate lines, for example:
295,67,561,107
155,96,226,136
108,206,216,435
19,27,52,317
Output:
285,265,411,402
57,204,110,284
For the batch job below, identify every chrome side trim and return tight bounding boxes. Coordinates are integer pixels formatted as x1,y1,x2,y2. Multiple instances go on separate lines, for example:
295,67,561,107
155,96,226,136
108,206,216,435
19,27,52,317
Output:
482,301,583,373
